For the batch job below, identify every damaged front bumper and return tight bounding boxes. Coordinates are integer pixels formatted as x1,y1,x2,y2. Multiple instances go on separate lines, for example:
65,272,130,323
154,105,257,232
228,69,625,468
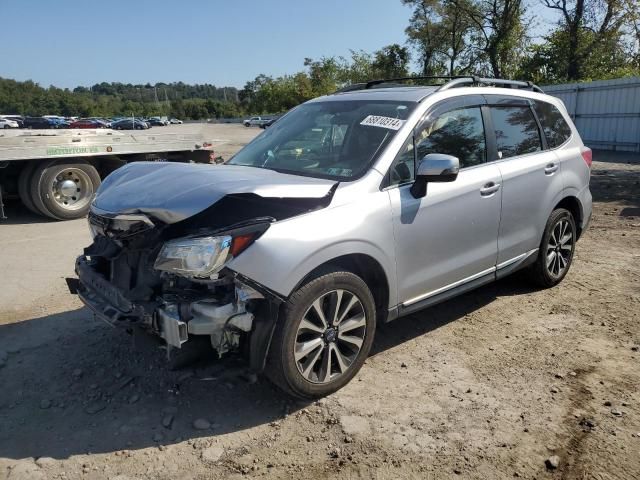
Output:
72,255,273,362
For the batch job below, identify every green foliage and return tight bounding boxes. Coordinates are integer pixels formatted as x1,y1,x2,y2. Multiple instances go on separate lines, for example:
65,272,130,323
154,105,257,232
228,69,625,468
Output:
239,45,411,114
0,79,242,119
403,0,527,77
518,1,632,82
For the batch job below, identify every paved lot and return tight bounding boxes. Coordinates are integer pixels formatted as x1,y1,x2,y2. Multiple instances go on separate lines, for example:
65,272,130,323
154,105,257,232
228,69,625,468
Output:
0,147,638,480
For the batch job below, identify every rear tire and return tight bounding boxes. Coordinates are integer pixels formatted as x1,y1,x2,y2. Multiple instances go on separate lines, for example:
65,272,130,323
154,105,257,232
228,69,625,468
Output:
527,208,576,288
17,162,41,215
265,268,376,399
30,159,101,220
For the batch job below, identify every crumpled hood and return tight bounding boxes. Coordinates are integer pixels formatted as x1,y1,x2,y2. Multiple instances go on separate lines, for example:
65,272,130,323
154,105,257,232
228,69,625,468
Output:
92,162,337,224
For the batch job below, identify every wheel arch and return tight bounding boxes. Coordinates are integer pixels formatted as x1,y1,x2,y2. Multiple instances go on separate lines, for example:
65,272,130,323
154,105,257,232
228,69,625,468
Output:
553,195,583,239
246,252,391,374
291,253,391,324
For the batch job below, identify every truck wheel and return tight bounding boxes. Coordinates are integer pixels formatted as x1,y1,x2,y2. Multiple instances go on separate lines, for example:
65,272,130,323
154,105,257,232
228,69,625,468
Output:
527,208,576,287
30,159,101,220
265,268,376,399
18,162,41,215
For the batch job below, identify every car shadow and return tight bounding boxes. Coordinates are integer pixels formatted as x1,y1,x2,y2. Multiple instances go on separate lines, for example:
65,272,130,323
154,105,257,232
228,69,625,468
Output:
371,274,533,357
0,274,536,461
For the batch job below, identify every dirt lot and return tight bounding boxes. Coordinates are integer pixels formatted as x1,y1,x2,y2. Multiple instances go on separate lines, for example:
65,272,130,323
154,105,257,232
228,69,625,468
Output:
0,139,638,480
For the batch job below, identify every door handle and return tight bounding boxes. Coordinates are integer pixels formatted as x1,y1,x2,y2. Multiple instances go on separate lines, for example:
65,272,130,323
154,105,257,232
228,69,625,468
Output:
544,163,559,175
480,182,501,196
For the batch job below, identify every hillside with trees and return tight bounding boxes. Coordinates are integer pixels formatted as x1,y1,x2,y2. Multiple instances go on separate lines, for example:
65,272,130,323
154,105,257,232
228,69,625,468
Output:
1,0,638,119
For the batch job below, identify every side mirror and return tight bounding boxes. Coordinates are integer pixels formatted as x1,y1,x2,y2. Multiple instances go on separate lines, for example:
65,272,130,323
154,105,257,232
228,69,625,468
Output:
410,153,460,198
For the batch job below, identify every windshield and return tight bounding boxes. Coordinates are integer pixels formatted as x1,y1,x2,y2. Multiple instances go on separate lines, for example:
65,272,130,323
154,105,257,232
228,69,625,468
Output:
228,99,416,180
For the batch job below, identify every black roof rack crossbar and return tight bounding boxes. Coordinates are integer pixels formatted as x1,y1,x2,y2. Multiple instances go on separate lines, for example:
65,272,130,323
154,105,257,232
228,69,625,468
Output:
332,75,543,94
438,76,544,93
333,76,470,94
364,75,469,89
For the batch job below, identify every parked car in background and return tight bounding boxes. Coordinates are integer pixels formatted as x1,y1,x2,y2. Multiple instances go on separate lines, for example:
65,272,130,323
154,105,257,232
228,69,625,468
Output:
1,115,24,128
111,118,149,130
42,116,69,128
136,118,151,128
0,118,19,129
260,115,281,129
70,119,107,129
169,118,183,124
243,116,270,127
52,118,70,128
88,117,112,128
23,117,56,129
146,118,167,127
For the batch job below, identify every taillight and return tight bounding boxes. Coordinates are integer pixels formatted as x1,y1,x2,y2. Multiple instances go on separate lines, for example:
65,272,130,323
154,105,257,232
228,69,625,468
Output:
581,147,592,168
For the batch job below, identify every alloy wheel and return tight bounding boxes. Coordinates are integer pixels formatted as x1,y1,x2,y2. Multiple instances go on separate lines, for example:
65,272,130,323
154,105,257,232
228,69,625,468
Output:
50,167,94,211
294,289,367,384
546,218,574,277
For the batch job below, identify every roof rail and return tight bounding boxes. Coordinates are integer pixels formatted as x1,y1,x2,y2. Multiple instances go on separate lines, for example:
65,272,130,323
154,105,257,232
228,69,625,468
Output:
438,76,544,93
332,75,543,94
332,76,467,94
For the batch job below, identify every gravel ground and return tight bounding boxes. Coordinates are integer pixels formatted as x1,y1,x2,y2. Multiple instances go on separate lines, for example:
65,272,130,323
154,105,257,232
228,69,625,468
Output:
0,144,638,480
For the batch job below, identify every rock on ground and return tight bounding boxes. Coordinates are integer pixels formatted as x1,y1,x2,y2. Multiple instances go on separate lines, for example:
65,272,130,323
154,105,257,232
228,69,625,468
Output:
201,445,224,462
339,415,371,436
193,418,211,430
7,460,45,480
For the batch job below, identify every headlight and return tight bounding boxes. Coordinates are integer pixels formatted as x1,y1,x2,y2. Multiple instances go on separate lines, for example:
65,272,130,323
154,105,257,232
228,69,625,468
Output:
154,224,268,279
154,236,232,278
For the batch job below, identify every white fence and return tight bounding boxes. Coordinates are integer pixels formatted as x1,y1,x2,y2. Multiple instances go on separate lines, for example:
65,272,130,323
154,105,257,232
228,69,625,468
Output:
543,77,640,152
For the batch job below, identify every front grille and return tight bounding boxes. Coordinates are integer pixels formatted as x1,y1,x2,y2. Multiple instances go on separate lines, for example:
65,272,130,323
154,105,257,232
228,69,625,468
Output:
89,212,154,239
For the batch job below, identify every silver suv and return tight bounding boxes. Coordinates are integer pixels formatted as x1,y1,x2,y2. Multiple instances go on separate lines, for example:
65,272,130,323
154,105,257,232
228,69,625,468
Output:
73,77,592,398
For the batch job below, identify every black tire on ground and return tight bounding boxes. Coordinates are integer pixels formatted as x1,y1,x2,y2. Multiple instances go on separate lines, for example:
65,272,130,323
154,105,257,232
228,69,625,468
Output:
527,208,576,288
17,162,42,215
30,159,101,220
265,267,376,399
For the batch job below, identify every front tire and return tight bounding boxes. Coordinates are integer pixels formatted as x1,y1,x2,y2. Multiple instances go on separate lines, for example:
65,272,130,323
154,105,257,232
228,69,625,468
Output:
266,268,376,399
527,208,576,287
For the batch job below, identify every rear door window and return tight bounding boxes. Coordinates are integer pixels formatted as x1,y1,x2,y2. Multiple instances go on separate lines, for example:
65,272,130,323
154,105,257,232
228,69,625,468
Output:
490,106,542,159
533,101,572,148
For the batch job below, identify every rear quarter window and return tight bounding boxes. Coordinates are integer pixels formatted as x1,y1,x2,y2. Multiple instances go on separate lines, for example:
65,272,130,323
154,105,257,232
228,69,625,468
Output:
534,101,572,148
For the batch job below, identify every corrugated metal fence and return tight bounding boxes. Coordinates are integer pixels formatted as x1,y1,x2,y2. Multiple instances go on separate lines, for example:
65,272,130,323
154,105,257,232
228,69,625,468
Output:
543,77,640,152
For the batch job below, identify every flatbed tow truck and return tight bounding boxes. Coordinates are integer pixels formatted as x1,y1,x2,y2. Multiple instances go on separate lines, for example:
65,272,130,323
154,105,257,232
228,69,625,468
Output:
0,127,219,220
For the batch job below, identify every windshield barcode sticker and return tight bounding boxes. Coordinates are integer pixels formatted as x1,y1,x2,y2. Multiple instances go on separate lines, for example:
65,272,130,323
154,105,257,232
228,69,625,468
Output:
360,115,405,130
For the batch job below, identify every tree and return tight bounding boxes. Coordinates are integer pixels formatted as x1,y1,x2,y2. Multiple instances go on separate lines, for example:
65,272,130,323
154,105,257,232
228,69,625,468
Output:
541,0,627,80
402,0,480,76
304,57,343,95
402,0,449,75
371,44,412,78
622,0,640,68
451,0,528,77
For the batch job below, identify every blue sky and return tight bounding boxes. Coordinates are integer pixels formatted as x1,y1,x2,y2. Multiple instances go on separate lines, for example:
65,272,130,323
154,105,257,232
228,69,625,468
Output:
0,0,414,89
1,0,557,90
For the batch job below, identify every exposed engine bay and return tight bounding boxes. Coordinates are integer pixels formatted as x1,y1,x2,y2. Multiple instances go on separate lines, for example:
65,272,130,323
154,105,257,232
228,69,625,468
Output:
71,176,336,369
